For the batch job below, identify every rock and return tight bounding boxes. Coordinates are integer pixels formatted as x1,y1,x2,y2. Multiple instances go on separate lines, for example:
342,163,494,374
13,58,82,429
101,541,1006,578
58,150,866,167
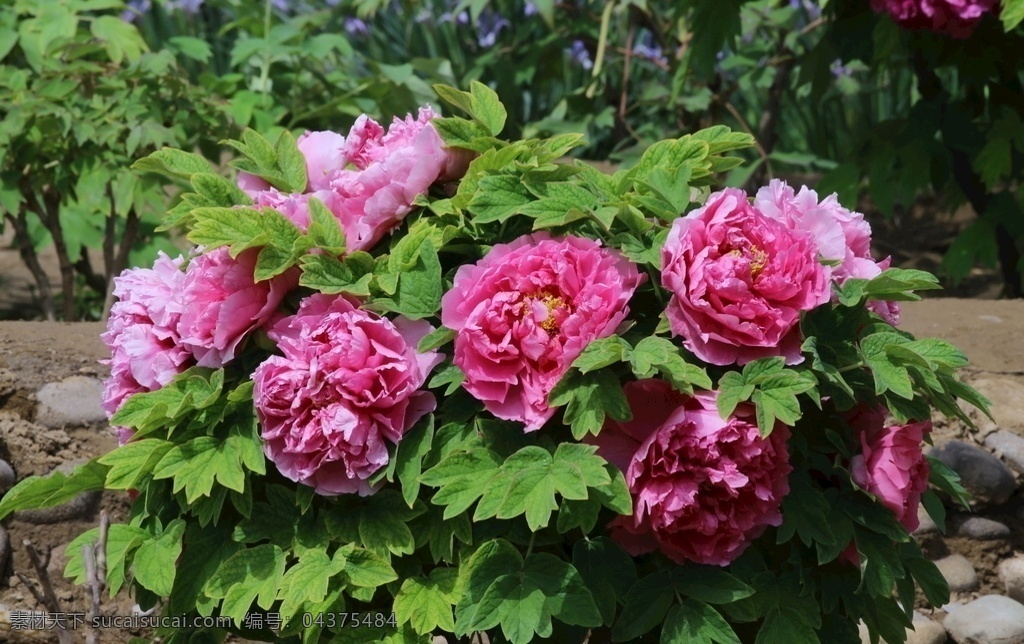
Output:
914,504,939,535
934,554,979,593
971,378,1024,437
943,595,1024,644
999,556,1024,604
34,375,105,427
930,440,1016,507
0,458,14,493
985,430,1024,474
908,612,946,644
957,516,1011,540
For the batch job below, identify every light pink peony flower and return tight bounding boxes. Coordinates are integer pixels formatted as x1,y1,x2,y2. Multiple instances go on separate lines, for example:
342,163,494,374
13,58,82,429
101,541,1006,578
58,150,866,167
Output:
441,234,642,432
253,294,443,496
101,253,191,444
176,247,297,368
871,0,997,38
594,381,792,566
661,188,831,366
849,406,931,532
754,179,900,325
240,107,470,252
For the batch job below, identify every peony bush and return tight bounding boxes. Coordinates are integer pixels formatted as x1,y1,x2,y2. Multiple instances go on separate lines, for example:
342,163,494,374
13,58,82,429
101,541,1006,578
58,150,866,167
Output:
0,83,991,644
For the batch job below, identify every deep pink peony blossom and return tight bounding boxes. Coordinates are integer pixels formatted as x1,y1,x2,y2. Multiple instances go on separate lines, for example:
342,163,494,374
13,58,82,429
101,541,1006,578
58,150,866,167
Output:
253,294,443,496
101,252,192,444
754,179,900,325
241,107,470,251
849,406,931,532
441,234,642,431
175,247,297,368
593,381,792,566
661,188,831,366
871,0,997,38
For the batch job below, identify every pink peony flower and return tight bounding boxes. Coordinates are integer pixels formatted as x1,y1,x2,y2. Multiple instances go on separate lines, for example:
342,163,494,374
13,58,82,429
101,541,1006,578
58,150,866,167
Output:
101,253,192,444
253,294,443,496
871,0,997,38
849,406,931,532
240,107,471,252
441,234,642,432
593,381,792,566
176,247,297,368
754,179,900,325
661,188,831,366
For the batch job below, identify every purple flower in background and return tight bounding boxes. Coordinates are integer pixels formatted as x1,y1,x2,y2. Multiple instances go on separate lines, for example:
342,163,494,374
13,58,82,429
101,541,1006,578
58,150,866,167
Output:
166,0,204,13
345,17,370,36
524,1,538,16
476,11,510,48
566,40,593,70
121,0,152,22
632,31,667,66
830,58,853,78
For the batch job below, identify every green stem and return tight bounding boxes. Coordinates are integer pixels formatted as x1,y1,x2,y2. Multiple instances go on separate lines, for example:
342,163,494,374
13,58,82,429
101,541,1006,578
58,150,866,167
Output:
837,361,865,373
258,0,273,108
525,532,536,559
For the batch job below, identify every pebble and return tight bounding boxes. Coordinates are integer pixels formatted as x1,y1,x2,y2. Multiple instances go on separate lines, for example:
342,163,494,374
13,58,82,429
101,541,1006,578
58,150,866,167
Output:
957,516,1011,540
0,458,14,493
984,430,1024,474
934,554,979,593
34,376,106,428
943,595,1024,644
999,556,1024,604
971,378,1024,436
929,440,1016,507
907,612,945,644
914,504,940,535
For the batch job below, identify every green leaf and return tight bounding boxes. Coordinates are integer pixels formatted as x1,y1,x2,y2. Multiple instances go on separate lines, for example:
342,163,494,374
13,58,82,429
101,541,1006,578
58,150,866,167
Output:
299,254,373,296
861,332,914,400
152,436,251,503
613,572,674,642
777,470,835,552
431,117,493,150
630,336,712,394
305,197,346,254
928,457,972,508
393,416,435,508
491,446,588,530
338,544,398,588
756,607,820,644
91,15,147,64
420,448,503,519
467,174,532,223
418,327,456,353
204,544,286,626
863,268,941,300
1002,0,1024,30
168,35,212,62
662,600,740,644
190,173,251,208
132,148,213,181
275,130,308,193
671,568,755,605
572,538,638,625
903,545,949,608
394,568,458,634
357,491,422,556
98,439,173,490
0,460,108,520
133,519,185,596
188,206,302,261
369,239,443,319
548,369,631,439
469,81,507,136
455,542,601,644
277,549,345,620
749,370,816,433
66,524,149,597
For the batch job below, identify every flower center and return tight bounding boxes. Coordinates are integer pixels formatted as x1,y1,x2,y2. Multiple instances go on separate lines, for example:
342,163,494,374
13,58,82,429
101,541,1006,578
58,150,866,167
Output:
528,292,568,334
727,245,768,279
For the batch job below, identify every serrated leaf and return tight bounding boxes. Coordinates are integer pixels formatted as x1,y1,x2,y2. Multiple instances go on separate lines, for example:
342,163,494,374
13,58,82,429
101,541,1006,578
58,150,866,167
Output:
613,572,674,642
572,537,638,625
1002,0,1024,30
548,369,632,439
0,459,108,520
132,148,213,181
630,336,712,394
98,439,173,490
394,569,457,634
467,174,532,223
572,336,631,374
469,80,507,136
133,519,185,596
277,549,345,619
339,545,398,588
421,449,503,519
299,254,373,296
662,600,740,644
306,197,346,254
204,544,286,626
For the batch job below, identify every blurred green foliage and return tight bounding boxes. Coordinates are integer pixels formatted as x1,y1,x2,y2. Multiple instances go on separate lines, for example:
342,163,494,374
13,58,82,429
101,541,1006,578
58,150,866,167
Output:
2,0,1023,321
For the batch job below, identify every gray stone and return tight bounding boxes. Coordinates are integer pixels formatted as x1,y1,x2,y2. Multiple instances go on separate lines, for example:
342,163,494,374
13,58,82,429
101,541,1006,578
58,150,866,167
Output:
985,430,1024,474
944,595,1024,644
999,556,1024,604
972,378,1024,437
934,554,979,593
34,375,105,427
908,612,946,644
0,458,14,493
914,504,940,535
957,516,1012,540
930,440,1016,507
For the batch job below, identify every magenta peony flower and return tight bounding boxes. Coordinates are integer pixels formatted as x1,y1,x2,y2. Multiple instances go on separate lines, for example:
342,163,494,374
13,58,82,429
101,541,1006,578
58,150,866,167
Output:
441,234,642,432
101,252,192,444
871,0,997,38
253,294,443,496
176,247,297,368
593,381,792,566
241,107,470,252
849,406,931,532
754,179,901,325
661,188,831,366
